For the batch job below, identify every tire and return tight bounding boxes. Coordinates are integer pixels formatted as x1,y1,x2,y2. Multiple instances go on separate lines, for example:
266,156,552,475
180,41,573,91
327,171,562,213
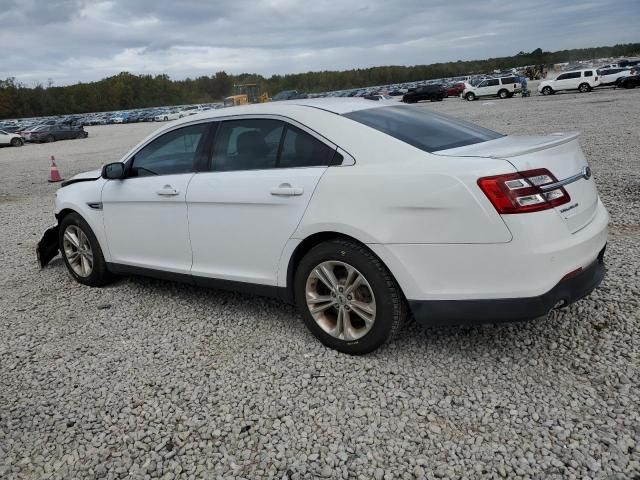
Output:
76,132,84,139
498,89,509,99
163,116,168,121
465,92,476,101
541,86,553,96
578,83,591,93
59,213,112,287
45,134,55,143
294,239,407,355
10,137,23,147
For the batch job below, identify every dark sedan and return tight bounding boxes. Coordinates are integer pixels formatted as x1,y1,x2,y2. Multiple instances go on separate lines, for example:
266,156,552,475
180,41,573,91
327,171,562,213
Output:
402,84,447,103
616,73,640,89
22,123,88,143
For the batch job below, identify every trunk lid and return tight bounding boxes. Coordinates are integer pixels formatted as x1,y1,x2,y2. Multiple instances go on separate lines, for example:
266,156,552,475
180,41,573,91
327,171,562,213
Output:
436,133,599,233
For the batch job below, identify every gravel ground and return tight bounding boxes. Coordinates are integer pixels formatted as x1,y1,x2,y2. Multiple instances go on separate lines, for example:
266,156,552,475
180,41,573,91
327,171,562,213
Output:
1,87,639,480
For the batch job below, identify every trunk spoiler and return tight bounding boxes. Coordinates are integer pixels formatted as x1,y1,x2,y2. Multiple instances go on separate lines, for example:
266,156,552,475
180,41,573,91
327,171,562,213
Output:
435,132,581,159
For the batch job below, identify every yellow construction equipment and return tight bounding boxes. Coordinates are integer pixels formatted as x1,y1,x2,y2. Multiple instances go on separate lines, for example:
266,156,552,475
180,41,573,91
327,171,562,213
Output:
233,84,270,103
223,94,249,107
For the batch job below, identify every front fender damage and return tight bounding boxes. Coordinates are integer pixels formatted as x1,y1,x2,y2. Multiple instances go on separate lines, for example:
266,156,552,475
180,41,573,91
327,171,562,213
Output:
37,225,60,268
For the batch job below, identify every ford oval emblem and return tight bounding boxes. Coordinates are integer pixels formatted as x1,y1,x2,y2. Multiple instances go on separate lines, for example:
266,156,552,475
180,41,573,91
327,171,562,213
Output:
582,166,592,180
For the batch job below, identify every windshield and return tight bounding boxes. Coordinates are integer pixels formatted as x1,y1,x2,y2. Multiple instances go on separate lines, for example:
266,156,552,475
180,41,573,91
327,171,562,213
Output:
344,105,503,152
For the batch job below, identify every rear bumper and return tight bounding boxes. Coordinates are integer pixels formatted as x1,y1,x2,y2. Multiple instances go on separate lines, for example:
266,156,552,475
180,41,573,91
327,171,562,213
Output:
409,247,605,326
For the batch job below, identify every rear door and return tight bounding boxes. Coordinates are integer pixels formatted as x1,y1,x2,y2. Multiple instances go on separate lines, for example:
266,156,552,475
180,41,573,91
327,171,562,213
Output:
187,117,335,285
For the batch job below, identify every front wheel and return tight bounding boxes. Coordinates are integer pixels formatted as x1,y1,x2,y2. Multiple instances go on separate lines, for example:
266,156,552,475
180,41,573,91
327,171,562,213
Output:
541,86,553,95
578,83,591,93
465,92,476,101
45,134,55,143
59,213,112,287
294,239,406,355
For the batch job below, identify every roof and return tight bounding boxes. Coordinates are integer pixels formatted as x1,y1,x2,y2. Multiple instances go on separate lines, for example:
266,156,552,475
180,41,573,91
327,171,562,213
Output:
173,98,391,127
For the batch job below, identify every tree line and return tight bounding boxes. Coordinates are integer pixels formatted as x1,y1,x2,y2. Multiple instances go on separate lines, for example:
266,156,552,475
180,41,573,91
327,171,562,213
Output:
1,43,638,119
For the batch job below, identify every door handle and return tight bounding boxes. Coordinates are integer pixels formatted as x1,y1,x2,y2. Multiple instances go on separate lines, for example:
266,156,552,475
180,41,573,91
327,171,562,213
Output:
270,183,303,196
156,185,179,196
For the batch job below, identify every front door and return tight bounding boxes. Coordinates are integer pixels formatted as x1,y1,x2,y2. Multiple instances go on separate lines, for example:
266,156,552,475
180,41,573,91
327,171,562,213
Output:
101,122,210,273
187,118,335,286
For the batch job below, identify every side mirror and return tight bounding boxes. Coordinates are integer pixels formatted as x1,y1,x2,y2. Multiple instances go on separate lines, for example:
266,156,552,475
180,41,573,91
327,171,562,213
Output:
102,162,125,180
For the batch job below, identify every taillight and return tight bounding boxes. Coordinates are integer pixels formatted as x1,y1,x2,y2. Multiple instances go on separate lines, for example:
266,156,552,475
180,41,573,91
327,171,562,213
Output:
478,168,571,214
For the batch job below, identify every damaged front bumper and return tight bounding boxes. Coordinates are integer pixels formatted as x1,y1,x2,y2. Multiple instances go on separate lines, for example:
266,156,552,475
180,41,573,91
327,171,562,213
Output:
36,224,60,268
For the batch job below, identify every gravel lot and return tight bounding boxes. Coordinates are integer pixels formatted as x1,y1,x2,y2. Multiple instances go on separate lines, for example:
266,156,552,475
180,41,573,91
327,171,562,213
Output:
1,87,639,480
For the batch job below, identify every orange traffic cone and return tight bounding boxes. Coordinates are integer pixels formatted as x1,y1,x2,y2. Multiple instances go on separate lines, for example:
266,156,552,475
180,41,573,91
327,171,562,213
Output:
48,155,63,183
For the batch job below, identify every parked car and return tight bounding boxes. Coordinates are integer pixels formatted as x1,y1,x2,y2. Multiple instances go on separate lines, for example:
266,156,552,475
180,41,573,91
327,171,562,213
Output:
538,69,600,95
402,85,447,103
37,99,608,355
616,73,640,89
446,82,465,97
0,129,24,147
462,76,522,101
272,90,300,101
154,110,182,122
363,94,394,101
597,67,632,86
22,124,88,142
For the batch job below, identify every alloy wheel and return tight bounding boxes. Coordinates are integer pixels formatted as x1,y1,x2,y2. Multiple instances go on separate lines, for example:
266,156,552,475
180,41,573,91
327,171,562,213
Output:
62,225,94,277
305,261,376,341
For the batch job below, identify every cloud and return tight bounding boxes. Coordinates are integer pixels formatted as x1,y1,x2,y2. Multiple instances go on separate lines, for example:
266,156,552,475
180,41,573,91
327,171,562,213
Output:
0,0,637,85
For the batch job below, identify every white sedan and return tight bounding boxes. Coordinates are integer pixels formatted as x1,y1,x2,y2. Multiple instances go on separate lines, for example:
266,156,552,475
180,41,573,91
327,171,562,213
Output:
0,129,24,147
154,111,183,122
37,99,608,354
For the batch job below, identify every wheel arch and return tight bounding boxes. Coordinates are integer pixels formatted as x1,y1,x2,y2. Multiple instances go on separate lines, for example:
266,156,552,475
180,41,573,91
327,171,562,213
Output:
283,231,404,304
55,200,112,262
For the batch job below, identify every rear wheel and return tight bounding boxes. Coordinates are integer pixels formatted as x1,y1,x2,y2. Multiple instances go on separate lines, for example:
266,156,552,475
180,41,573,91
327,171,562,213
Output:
465,92,476,101
59,213,112,287
10,137,23,147
578,83,591,93
541,86,553,95
498,89,509,99
294,239,406,355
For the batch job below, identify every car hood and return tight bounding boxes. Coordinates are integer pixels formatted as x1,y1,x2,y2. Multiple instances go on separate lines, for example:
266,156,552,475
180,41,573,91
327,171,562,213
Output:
70,169,102,180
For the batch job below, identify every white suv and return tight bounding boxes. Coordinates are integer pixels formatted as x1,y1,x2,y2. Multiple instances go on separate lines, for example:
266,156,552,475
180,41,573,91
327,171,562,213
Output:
538,69,600,95
462,76,522,101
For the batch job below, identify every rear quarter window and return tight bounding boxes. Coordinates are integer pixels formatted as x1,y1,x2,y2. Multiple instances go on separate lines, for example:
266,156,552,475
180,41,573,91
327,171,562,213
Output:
344,105,503,153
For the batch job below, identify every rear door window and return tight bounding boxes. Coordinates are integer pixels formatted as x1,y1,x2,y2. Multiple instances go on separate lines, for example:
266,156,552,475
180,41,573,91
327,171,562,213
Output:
210,119,336,171
279,125,335,168
584,71,593,77
212,119,283,171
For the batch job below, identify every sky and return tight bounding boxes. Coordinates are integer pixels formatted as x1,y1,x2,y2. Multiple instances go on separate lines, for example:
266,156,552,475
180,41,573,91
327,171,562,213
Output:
0,0,638,86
